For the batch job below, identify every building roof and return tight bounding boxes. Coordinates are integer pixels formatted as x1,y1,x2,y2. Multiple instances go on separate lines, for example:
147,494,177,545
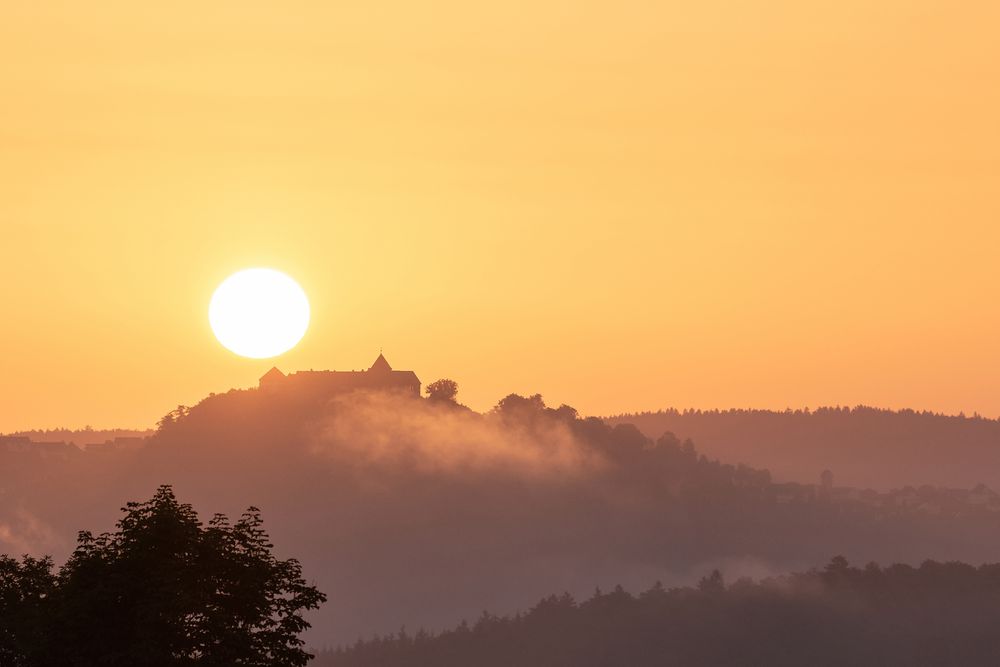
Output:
257,354,420,392
260,367,286,383
369,353,393,373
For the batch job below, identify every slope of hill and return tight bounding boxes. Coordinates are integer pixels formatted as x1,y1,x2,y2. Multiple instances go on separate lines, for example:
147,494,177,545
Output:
607,407,1000,490
314,556,1000,667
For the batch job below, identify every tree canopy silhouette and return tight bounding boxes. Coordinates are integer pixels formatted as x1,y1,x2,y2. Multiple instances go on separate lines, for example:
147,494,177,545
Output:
425,378,459,402
0,555,52,667
315,556,1000,667
0,486,325,667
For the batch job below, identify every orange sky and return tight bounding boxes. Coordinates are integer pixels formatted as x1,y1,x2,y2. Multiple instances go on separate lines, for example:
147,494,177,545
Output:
2,1,1000,431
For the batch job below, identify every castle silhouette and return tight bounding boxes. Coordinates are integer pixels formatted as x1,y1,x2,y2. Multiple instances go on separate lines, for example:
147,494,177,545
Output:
259,353,420,396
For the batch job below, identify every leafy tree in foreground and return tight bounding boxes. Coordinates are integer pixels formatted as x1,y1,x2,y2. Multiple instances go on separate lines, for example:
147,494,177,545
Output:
0,555,55,667
0,486,325,667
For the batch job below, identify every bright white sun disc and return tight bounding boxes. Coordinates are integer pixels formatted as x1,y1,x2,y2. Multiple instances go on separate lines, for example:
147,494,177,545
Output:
209,268,310,359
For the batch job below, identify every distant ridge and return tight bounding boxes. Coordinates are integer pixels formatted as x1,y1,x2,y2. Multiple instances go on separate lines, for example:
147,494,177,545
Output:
608,406,1000,490
1,428,153,446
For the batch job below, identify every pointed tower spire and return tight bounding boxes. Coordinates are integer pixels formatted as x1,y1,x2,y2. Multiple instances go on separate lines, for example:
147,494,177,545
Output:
369,353,392,373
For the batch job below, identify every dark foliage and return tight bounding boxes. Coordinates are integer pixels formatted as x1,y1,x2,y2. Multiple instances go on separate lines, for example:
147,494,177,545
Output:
316,556,1000,667
0,555,53,667
0,486,325,667
424,379,459,402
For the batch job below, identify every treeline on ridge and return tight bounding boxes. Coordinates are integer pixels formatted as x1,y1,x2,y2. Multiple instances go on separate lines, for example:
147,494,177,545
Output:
608,406,1000,490
315,556,1000,667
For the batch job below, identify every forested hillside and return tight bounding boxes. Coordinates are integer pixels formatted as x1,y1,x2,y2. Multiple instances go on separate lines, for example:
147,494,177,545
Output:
608,407,1000,489
316,557,1000,667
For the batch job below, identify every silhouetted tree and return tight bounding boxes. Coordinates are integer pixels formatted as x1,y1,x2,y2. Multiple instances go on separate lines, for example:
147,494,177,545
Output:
494,393,546,419
0,486,325,667
156,405,190,432
0,556,55,667
697,569,725,593
425,379,459,403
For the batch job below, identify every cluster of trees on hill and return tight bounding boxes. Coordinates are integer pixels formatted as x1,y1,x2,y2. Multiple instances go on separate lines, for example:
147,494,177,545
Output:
316,556,1000,667
0,487,324,667
608,406,1000,490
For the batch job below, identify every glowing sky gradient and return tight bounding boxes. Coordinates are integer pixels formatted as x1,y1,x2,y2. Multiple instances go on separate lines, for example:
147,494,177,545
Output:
2,1,999,430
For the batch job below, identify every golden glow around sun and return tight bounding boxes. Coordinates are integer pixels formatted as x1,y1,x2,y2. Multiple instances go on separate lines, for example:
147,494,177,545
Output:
209,268,310,359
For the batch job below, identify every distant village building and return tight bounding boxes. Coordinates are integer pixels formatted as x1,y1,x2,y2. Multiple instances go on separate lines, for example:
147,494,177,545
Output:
33,441,80,455
816,469,833,497
772,482,816,505
0,436,79,457
86,436,147,454
259,353,420,396
967,484,997,506
0,435,32,453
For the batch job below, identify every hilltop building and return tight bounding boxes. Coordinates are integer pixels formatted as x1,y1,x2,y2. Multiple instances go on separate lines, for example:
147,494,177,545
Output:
0,436,80,457
86,436,147,454
0,435,31,453
259,353,420,396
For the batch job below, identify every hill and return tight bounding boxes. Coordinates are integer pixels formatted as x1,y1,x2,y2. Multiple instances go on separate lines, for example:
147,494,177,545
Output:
4,388,1000,646
608,406,1000,490
314,556,1000,667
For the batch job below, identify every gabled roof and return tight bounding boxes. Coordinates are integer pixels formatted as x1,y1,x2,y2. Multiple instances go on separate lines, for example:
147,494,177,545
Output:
369,353,393,373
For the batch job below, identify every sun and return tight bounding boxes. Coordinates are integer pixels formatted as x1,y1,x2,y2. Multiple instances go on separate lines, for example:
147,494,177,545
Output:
209,268,310,359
